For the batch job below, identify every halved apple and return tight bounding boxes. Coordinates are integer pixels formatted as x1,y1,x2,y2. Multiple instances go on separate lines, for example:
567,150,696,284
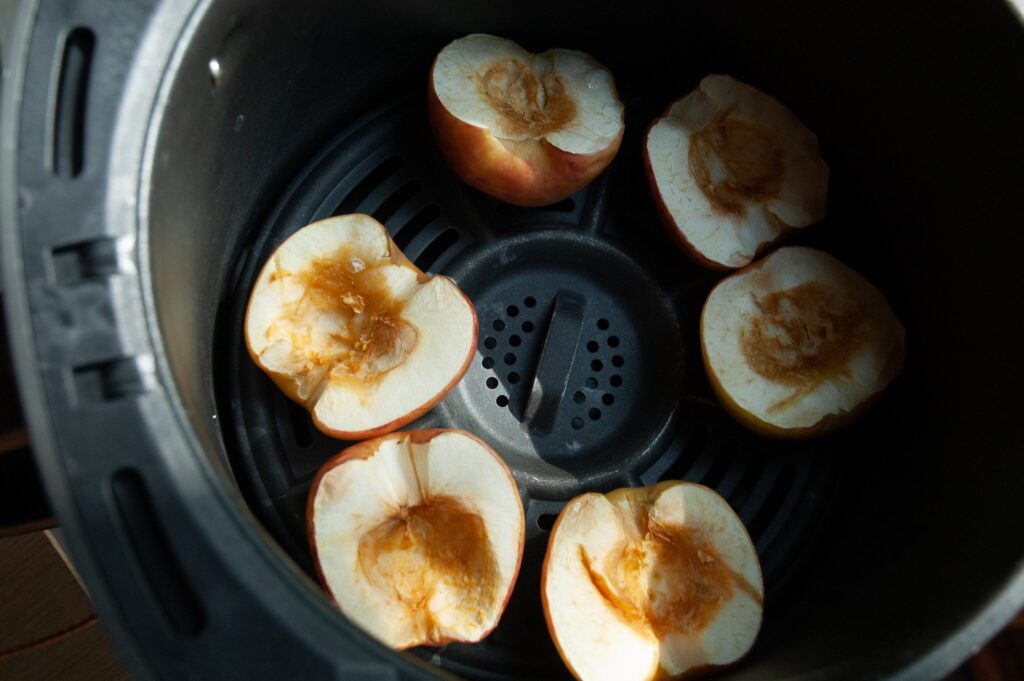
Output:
645,75,829,269
701,246,905,438
542,481,764,681
307,429,526,649
245,214,477,440
428,33,625,207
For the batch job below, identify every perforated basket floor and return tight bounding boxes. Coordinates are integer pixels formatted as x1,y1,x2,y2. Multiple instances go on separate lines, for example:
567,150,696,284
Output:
218,97,836,680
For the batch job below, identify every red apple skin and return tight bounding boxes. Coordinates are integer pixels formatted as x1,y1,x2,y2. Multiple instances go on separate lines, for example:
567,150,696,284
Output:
427,75,623,208
245,223,477,441
307,428,525,649
642,112,796,272
699,261,906,439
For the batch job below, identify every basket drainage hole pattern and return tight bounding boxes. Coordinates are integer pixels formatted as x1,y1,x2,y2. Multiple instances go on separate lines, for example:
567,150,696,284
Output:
477,301,627,433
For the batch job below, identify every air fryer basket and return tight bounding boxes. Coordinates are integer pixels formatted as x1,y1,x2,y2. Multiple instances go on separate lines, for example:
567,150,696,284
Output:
3,1,1024,680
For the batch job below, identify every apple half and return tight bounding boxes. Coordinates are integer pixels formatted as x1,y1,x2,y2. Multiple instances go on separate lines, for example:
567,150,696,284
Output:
428,33,625,207
645,75,829,269
542,482,764,681
307,429,526,649
245,214,477,440
701,246,905,438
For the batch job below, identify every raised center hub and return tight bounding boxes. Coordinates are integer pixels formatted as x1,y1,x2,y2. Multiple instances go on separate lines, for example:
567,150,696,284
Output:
445,229,685,497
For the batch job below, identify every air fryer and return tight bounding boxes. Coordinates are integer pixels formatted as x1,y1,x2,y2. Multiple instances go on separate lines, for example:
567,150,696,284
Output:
2,0,1023,679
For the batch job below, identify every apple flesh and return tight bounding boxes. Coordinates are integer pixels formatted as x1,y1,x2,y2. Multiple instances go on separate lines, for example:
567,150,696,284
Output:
701,246,905,438
244,214,477,440
645,75,829,269
428,33,624,207
307,429,526,649
542,482,764,681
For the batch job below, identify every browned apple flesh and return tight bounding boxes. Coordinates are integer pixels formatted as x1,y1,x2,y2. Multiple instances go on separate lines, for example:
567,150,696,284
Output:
645,74,828,269
701,246,905,437
543,482,763,681
245,214,477,439
308,429,525,649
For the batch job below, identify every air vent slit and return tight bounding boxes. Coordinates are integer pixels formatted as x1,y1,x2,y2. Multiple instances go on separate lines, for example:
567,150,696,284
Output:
658,423,710,482
51,28,95,178
372,180,421,225
749,465,798,546
394,204,441,250
413,227,460,272
111,469,206,636
332,156,403,216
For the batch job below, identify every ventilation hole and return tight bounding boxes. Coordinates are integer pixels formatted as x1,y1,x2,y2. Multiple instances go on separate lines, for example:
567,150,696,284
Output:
612,355,624,368
508,372,519,384
538,513,558,531
496,395,509,407
748,465,798,544
112,470,206,635
571,417,584,430
506,305,519,317
660,424,711,481
52,28,95,178
414,227,460,272
288,401,314,448
393,203,441,250
591,359,603,372
597,319,610,331
372,180,420,225
702,443,734,489
586,340,599,353
486,377,498,389
585,377,598,389
482,357,495,369
504,353,516,365
483,337,497,350
524,297,537,308
602,393,615,406
522,320,534,333
573,391,586,404
509,335,522,347
610,374,623,387
729,457,766,510
334,157,403,215
588,408,601,421
608,336,620,348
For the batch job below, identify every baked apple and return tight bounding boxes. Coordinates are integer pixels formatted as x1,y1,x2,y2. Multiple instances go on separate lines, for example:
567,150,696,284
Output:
245,214,476,439
701,246,905,438
429,33,624,207
308,429,525,649
543,481,763,681
645,75,828,269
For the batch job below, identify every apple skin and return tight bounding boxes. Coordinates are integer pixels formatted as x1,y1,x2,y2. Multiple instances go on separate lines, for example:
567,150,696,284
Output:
427,74,622,208
244,226,477,442
541,482,763,681
699,261,906,440
642,112,796,272
307,428,526,650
